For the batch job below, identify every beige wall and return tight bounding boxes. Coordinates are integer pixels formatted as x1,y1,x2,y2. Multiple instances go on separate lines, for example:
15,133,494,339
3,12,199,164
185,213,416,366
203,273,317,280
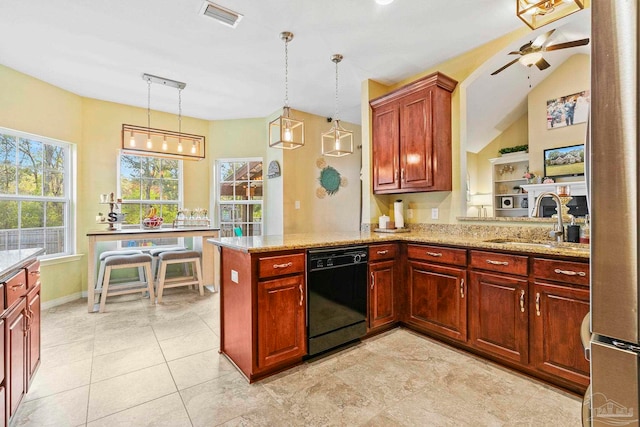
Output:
527,54,590,179
283,110,362,234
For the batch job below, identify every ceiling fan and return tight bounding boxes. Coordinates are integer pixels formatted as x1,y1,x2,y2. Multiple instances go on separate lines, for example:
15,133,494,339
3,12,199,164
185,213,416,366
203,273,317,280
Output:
491,29,589,75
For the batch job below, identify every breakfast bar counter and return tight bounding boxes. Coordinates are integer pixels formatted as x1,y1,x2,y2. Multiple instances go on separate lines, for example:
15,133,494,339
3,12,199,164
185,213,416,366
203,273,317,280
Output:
86,227,220,312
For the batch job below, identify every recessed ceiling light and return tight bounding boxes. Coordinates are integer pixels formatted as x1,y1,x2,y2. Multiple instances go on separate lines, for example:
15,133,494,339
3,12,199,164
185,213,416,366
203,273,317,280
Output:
375,0,394,5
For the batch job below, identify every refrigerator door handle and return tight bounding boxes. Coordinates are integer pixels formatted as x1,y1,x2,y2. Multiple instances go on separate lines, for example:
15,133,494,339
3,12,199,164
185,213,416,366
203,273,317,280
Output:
580,312,591,361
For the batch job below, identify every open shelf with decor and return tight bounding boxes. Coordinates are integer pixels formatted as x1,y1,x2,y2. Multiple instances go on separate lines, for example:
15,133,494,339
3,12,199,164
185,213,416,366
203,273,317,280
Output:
489,152,529,218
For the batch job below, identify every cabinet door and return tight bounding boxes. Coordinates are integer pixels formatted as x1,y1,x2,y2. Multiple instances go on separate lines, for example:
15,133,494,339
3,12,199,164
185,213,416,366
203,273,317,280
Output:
257,274,306,369
469,271,528,365
400,89,433,190
406,261,467,343
4,299,26,419
369,260,396,330
372,102,400,193
531,282,590,388
26,285,41,387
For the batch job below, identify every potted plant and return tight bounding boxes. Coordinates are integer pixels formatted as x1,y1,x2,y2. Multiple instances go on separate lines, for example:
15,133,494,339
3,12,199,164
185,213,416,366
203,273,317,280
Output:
498,144,528,156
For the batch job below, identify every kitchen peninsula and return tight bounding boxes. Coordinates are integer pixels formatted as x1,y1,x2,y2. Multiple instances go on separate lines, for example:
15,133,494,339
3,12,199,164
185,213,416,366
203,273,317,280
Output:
209,225,590,394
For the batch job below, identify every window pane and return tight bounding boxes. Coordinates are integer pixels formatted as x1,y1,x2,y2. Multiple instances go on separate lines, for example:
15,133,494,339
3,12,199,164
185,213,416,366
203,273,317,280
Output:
0,135,17,194
250,182,263,200
142,157,162,179
161,179,178,201
249,161,263,180
159,204,178,224
46,202,64,227
44,144,65,172
44,170,64,197
22,228,44,249
18,139,43,196
161,159,179,179
251,204,262,222
141,179,161,200
22,201,44,228
219,162,234,182
45,227,65,254
121,204,141,225
0,200,18,229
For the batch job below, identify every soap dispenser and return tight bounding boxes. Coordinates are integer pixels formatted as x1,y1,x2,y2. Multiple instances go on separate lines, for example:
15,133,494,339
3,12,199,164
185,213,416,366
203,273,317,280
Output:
567,218,580,243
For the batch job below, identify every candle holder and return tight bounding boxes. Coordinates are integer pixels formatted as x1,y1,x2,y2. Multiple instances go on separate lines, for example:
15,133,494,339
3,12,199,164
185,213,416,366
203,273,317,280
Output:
552,195,574,222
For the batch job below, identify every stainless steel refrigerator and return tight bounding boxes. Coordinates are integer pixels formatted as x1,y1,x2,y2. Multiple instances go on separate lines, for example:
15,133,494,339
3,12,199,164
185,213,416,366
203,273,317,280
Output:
589,0,640,426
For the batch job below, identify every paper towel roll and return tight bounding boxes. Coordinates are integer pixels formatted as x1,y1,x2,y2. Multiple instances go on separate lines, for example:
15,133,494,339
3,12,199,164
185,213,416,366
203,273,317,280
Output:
378,215,389,229
394,201,404,229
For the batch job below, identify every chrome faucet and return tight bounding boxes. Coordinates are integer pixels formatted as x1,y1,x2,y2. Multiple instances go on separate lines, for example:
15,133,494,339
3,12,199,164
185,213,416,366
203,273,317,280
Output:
532,192,564,243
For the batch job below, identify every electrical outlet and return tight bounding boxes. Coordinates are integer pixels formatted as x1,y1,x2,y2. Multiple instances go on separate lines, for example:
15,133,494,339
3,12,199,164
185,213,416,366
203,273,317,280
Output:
431,208,439,220
231,270,239,283
295,200,300,209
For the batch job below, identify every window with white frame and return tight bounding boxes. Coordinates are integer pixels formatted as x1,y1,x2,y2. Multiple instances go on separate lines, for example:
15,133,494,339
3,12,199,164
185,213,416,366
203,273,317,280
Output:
0,128,73,257
118,152,182,227
217,158,263,237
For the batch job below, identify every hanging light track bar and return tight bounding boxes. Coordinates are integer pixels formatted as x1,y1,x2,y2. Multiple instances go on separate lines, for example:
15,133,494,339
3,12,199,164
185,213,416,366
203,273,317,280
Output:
142,73,186,90
122,124,205,160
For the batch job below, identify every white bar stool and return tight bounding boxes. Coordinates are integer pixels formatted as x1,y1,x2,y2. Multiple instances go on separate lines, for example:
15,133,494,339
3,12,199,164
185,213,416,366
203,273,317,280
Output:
94,249,144,305
98,253,155,313
148,246,187,279
156,250,204,303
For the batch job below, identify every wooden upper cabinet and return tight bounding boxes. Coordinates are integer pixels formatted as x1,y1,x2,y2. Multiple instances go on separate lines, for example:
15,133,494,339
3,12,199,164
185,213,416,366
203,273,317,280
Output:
370,72,457,194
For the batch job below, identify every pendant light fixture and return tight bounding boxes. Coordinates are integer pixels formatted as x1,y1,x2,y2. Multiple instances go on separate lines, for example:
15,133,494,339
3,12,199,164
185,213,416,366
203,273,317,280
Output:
517,0,584,30
321,54,353,157
122,73,206,160
269,31,305,150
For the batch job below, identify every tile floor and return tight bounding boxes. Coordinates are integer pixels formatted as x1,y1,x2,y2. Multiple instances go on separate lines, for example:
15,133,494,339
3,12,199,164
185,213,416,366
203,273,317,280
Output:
13,289,583,426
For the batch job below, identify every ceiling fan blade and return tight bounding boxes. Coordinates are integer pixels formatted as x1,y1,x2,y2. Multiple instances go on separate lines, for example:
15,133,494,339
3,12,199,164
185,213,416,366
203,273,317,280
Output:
491,58,520,76
536,57,551,71
508,51,523,55
544,38,591,52
532,29,556,49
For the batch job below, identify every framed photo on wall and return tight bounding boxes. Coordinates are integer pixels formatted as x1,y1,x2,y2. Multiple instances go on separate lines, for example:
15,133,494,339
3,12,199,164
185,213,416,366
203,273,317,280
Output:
546,90,590,129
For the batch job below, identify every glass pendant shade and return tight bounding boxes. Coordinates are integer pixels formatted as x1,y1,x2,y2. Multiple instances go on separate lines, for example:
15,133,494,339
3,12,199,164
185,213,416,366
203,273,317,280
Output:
322,120,353,157
517,0,584,30
269,106,305,149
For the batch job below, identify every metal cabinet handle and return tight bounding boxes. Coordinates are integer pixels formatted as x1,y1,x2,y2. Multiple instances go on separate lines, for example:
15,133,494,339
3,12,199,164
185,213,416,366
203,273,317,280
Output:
299,285,303,306
376,250,389,255
460,278,465,298
401,168,405,182
370,272,375,289
426,252,442,257
30,270,40,276
273,262,293,269
554,268,586,277
395,169,399,182
11,282,25,290
535,292,541,316
519,290,525,313
487,259,509,266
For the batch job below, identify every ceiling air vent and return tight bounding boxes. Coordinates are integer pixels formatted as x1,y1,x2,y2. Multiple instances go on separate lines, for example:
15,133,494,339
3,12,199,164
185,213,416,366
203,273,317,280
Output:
200,2,243,28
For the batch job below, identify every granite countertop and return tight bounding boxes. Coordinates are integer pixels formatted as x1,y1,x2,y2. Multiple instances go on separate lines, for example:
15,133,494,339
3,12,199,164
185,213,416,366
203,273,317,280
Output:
207,230,590,259
0,248,45,281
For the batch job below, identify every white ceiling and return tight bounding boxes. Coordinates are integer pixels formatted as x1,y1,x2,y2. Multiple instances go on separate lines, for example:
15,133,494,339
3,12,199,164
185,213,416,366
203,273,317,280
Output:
0,0,589,147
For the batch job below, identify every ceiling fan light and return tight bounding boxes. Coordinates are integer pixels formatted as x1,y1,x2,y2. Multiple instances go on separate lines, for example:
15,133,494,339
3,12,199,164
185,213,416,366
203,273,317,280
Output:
517,0,584,30
520,51,544,66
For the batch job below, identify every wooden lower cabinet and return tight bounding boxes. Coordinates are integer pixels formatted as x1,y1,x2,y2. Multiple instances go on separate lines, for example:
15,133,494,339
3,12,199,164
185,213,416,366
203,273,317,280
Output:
406,260,467,343
257,274,306,369
369,260,396,330
469,271,529,365
4,299,26,422
26,284,41,387
531,281,590,388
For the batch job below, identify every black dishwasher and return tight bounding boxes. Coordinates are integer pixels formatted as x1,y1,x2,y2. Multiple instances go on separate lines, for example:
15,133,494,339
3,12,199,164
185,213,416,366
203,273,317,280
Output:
306,246,368,356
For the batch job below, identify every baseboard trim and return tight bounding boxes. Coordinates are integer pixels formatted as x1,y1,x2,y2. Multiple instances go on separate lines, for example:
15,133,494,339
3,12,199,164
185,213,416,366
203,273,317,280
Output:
42,292,84,310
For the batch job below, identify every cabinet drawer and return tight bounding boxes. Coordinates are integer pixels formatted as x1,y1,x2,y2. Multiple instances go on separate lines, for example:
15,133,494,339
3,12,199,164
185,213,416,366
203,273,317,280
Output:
533,258,590,287
258,253,305,279
4,270,27,309
369,244,397,261
407,244,466,266
470,250,528,276
25,260,41,289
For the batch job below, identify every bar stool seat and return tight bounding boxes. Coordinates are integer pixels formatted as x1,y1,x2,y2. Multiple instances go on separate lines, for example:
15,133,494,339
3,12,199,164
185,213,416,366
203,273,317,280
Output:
156,250,204,303
98,253,155,313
